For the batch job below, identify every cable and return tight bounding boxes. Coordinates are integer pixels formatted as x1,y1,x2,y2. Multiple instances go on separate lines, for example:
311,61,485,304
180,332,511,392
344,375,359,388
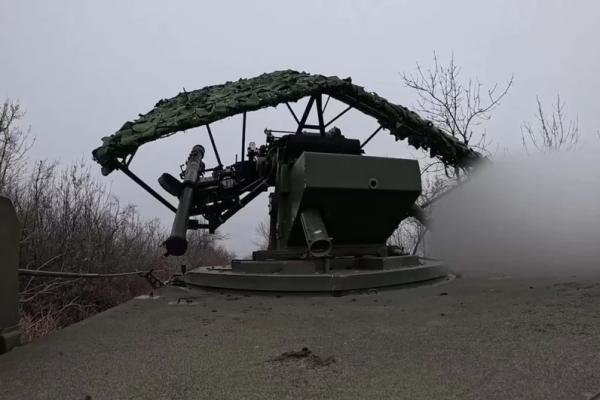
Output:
18,269,147,278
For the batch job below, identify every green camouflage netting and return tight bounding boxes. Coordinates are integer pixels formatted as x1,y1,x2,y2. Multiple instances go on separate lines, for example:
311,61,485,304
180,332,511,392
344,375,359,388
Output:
92,70,482,175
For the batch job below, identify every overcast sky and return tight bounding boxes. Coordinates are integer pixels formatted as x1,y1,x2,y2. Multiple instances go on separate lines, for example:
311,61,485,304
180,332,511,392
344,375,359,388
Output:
1,0,599,256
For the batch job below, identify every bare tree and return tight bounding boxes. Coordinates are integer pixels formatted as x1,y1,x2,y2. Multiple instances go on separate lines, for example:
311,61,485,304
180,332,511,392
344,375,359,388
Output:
0,99,234,342
183,229,235,267
388,170,453,255
0,99,33,194
521,95,579,153
254,219,270,251
401,53,513,158
391,54,513,254
388,217,425,255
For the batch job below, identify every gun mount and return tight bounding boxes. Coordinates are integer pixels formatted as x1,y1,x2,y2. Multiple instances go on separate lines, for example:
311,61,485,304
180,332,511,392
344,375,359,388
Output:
93,70,483,291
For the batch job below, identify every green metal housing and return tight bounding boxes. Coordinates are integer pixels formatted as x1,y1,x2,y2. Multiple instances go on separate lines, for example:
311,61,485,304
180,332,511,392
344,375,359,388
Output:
278,152,421,249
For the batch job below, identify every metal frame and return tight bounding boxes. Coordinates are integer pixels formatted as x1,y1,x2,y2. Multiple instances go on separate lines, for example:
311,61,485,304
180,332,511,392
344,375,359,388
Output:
287,93,354,137
116,92,364,231
118,164,177,212
241,112,247,164
361,125,384,149
205,124,222,167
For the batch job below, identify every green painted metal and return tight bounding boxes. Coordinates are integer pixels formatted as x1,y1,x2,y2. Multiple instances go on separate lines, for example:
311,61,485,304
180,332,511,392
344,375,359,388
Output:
278,152,421,249
92,70,482,175
185,259,449,292
299,208,332,257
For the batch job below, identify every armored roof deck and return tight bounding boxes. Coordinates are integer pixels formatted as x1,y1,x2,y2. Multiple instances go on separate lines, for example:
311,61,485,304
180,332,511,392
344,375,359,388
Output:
1,273,600,399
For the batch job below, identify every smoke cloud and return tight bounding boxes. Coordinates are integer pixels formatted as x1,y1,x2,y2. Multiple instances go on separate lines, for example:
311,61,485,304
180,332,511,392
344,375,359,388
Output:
430,151,600,278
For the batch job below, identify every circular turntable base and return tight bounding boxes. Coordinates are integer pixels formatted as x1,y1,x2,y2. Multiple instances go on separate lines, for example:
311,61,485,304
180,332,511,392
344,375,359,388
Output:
184,258,451,292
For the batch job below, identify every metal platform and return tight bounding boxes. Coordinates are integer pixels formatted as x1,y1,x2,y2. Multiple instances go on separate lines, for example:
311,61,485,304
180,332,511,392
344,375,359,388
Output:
184,256,450,292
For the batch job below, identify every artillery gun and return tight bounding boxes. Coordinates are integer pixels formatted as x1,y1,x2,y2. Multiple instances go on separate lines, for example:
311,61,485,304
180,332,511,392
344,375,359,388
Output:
92,70,481,292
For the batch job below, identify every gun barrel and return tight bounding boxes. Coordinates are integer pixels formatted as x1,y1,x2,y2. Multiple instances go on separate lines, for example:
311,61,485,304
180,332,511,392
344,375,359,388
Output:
164,145,205,256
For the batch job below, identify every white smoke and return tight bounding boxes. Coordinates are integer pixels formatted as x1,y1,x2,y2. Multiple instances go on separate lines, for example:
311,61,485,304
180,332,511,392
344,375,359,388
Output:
430,151,600,278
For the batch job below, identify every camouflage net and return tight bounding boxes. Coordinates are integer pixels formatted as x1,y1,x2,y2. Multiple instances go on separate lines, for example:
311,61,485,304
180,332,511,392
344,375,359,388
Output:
92,70,482,175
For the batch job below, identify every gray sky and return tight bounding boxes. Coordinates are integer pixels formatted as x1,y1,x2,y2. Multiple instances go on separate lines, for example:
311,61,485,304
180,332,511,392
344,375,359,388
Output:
1,0,599,256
